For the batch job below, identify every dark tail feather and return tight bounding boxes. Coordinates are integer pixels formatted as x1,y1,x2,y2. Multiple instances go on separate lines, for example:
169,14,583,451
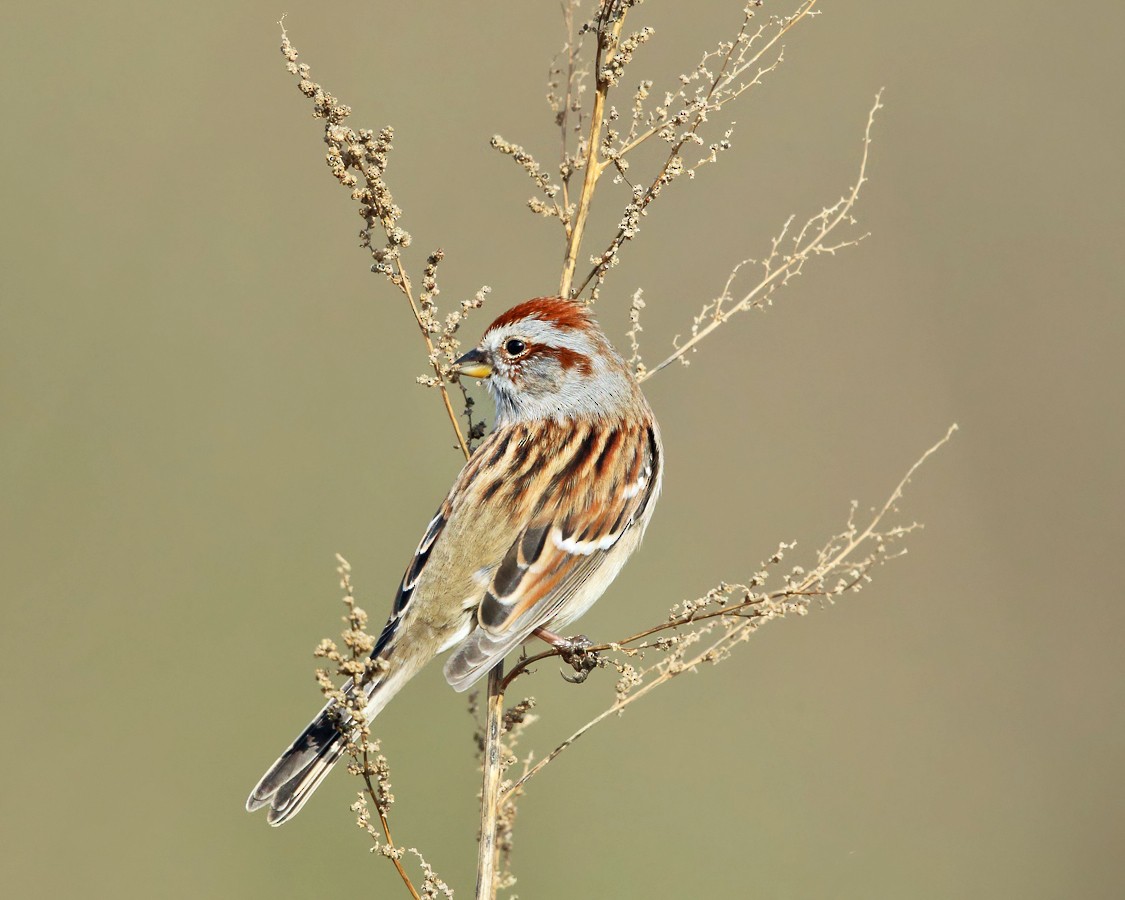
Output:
246,701,349,826
248,656,428,825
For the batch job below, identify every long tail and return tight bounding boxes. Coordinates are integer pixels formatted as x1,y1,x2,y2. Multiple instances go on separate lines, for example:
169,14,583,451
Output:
246,658,418,826
245,694,352,826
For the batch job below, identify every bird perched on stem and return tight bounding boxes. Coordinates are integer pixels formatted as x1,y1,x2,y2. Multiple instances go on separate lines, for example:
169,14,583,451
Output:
247,297,662,825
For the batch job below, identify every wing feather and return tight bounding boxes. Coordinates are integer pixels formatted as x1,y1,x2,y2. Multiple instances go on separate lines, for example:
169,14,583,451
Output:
444,421,660,690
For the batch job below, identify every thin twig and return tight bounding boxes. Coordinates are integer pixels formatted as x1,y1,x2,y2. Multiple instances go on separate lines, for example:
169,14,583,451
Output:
361,750,422,900
615,0,817,162
322,555,426,898
395,263,472,460
499,424,958,802
573,0,820,299
279,21,471,461
640,88,884,382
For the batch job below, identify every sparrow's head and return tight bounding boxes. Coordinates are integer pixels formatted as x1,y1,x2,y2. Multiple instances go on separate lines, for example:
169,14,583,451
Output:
454,298,640,424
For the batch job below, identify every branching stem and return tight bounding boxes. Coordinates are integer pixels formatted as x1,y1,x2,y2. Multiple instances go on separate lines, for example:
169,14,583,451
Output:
394,263,471,460
573,0,819,300
361,747,422,900
640,88,883,382
498,424,957,803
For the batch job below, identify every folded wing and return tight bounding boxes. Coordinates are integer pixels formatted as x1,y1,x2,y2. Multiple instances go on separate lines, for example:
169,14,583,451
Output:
443,421,660,690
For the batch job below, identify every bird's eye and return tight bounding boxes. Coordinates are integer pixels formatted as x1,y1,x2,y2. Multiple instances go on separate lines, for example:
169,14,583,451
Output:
504,338,527,357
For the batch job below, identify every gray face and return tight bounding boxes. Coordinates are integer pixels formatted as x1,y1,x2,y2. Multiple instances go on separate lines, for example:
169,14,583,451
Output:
478,316,639,425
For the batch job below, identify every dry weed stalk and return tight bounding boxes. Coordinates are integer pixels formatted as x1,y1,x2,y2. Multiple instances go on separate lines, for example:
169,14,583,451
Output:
497,424,958,802
314,556,450,899
273,3,948,898
279,21,485,461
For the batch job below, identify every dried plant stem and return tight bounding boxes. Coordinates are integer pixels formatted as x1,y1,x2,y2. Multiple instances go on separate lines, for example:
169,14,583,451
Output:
559,2,628,298
279,20,472,462
475,663,506,900
495,425,958,802
397,268,472,461
283,4,909,895
361,753,422,900
478,7,638,885
555,1,579,221
613,0,818,161
574,0,820,299
641,88,884,381
319,555,432,897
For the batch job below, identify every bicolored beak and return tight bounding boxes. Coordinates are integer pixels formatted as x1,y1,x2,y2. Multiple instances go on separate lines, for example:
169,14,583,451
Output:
453,347,493,379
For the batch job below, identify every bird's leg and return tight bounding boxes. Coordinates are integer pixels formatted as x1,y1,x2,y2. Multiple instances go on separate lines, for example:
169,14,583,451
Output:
532,627,599,683
532,626,576,649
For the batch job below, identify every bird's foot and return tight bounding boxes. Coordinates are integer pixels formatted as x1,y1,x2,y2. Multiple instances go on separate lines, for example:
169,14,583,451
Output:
532,628,600,684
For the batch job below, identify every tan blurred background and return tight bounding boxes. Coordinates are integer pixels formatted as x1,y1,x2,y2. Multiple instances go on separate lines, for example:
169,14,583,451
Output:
2,1,1122,897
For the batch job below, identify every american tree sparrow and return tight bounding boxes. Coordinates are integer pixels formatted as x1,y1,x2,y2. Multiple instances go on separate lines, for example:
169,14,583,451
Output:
247,297,662,825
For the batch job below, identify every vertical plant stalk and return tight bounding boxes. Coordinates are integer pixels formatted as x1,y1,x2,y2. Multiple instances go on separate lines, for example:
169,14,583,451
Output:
555,1,578,228
480,3,630,889
558,2,628,298
475,663,506,900
479,4,630,888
